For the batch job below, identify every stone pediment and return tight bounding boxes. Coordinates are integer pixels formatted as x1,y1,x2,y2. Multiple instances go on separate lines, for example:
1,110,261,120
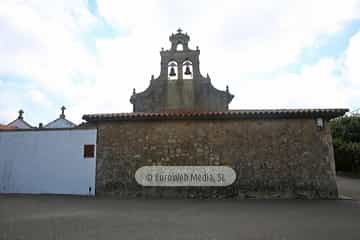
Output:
130,29,234,112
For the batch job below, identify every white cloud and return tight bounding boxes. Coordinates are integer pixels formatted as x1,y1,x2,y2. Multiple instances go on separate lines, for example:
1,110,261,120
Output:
27,89,52,107
344,31,360,87
95,0,360,73
0,0,360,124
0,90,23,124
236,58,351,109
0,0,97,92
91,0,360,112
0,0,98,123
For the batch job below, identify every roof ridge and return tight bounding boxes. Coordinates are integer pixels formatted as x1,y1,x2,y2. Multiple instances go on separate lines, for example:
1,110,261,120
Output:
44,117,76,128
7,118,33,128
82,108,349,122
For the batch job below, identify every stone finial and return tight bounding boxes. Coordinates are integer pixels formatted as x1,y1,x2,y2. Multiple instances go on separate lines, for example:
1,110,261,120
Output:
226,85,229,93
18,109,24,119
161,47,164,51
60,106,66,119
177,28,182,34
196,46,199,51
133,88,136,95
151,75,154,81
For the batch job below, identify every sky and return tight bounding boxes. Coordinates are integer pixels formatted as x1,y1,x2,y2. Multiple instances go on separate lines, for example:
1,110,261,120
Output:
0,0,360,126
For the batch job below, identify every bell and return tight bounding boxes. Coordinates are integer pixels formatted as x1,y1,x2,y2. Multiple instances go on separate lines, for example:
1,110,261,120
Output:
184,66,192,75
169,67,176,76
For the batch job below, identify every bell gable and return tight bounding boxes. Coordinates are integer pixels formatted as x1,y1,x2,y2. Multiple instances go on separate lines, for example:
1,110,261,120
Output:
130,29,234,112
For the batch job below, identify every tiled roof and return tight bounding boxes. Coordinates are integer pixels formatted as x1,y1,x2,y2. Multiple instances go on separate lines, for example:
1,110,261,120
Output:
0,124,14,130
83,108,348,122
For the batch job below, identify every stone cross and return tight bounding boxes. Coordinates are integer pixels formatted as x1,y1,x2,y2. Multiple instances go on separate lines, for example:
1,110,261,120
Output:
18,109,24,119
60,106,66,118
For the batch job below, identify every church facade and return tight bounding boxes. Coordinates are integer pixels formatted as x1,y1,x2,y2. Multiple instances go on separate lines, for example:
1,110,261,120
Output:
83,30,348,199
130,29,233,112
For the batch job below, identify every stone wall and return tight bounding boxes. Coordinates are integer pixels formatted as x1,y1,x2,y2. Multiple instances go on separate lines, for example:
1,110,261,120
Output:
131,78,233,112
95,118,338,199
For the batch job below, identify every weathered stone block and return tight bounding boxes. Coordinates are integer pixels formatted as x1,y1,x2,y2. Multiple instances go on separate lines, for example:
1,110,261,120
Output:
94,118,338,199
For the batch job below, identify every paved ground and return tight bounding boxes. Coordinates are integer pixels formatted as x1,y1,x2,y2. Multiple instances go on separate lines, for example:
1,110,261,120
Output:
337,175,360,200
0,177,359,240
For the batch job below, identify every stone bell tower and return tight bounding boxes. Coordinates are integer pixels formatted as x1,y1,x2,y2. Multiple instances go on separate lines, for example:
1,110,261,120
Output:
130,29,234,112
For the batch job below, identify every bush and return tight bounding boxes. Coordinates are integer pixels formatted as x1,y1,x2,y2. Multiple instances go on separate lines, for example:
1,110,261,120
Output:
330,116,360,173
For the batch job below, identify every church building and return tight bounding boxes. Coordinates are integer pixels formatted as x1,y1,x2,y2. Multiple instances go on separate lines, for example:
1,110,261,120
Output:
83,30,348,199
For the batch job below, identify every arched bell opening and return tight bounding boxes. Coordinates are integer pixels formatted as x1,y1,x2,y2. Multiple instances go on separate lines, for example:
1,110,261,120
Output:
168,61,178,80
182,60,193,79
176,43,184,51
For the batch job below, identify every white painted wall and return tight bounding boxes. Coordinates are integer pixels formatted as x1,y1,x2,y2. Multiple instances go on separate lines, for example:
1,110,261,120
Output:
0,129,97,196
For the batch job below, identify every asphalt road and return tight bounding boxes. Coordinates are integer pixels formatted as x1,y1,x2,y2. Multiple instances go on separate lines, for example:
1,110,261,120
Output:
0,177,359,240
337,175,360,200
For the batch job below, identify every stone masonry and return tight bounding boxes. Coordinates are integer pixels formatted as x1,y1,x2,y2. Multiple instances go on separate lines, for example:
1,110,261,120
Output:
130,29,234,112
92,116,339,199
83,29,348,199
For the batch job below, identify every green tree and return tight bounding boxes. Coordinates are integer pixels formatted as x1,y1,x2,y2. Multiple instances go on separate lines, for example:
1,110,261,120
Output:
330,116,360,173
